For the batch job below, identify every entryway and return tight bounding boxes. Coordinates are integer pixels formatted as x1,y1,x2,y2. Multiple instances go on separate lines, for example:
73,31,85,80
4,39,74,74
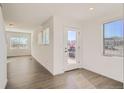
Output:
64,27,80,71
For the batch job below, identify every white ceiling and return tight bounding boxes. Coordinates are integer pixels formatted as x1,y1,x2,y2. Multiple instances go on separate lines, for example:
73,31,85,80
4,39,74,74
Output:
2,3,123,32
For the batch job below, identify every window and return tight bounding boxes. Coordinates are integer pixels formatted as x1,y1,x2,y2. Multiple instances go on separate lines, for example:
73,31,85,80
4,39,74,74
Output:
10,37,28,49
38,31,42,45
103,20,123,57
42,27,50,45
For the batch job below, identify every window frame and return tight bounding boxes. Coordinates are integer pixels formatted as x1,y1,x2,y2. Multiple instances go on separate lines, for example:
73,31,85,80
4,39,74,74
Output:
10,37,28,49
42,27,50,45
38,31,42,45
103,19,124,57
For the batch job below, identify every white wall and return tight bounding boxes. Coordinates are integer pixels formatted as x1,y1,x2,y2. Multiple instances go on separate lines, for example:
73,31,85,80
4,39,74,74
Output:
0,6,7,89
81,15,123,82
32,17,54,74
53,16,82,75
53,5,124,82
32,16,82,75
6,32,31,57
32,13,123,83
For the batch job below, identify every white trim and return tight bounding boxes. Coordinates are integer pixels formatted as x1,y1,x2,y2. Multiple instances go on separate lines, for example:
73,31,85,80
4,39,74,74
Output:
0,78,7,89
63,26,81,71
82,66,124,83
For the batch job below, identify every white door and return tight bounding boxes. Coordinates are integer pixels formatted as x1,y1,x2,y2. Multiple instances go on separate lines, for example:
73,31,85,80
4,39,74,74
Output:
64,27,80,71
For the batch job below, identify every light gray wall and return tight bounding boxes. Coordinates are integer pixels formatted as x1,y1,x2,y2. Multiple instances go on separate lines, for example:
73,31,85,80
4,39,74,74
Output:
6,32,31,57
32,16,82,75
53,16,82,75
81,15,123,82
0,6,7,89
32,11,123,83
32,17,54,74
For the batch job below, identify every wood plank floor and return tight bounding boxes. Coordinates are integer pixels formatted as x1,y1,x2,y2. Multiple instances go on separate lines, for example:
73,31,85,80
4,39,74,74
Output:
6,56,123,89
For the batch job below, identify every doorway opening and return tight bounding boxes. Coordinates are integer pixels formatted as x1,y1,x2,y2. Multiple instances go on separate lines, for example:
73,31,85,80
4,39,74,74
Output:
64,27,80,71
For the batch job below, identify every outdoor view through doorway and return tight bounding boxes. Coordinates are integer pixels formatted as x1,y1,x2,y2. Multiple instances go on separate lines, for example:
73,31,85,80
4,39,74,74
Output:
67,31,77,64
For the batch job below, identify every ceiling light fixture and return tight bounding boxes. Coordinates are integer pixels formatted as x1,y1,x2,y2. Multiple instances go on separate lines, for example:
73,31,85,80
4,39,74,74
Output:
9,23,14,27
89,7,94,10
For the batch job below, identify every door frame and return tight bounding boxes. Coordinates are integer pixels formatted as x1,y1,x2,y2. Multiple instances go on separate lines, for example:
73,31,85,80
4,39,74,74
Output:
63,26,81,72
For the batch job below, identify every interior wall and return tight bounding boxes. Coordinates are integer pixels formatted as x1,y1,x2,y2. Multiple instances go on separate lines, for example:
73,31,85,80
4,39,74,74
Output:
0,6,7,89
53,16,82,75
81,12,123,82
6,32,31,57
32,13,123,82
32,16,82,75
32,17,54,74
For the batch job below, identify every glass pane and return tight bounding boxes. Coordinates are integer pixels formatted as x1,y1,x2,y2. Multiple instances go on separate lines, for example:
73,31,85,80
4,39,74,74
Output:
42,27,50,45
42,30,46,45
10,37,20,48
10,37,28,49
67,31,77,64
19,37,28,49
104,20,123,57
45,28,49,44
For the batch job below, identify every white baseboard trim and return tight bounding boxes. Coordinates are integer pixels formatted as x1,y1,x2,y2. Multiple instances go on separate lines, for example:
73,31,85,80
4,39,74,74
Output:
82,66,123,83
0,78,7,89
3,78,7,89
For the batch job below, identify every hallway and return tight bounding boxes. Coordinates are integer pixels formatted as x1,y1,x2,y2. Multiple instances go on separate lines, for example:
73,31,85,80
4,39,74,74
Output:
6,56,123,89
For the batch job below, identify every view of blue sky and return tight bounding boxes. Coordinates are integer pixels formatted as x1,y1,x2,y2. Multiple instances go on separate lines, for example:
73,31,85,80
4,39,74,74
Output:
104,20,123,38
68,20,123,40
68,31,76,41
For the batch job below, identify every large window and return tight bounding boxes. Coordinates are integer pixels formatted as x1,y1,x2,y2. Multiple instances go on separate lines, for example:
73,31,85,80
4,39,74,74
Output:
38,27,50,45
103,20,123,57
10,37,28,49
